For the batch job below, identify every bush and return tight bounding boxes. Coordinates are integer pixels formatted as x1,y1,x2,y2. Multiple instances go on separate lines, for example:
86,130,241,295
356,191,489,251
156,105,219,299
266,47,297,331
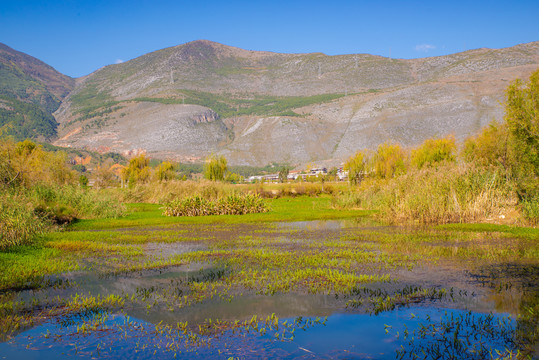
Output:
163,194,268,217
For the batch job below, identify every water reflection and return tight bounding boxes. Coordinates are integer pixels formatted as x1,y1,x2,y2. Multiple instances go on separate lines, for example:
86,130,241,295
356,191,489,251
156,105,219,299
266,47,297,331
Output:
0,308,520,359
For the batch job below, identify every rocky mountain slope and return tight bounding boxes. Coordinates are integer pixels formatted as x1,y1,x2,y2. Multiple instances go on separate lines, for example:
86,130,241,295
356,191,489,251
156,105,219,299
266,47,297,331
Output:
0,43,74,140
48,40,539,165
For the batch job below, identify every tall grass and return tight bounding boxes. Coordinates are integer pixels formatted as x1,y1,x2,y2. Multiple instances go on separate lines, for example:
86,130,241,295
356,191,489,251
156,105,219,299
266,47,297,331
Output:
334,164,518,224
28,185,126,220
0,192,49,249
0,185,125,250
117,180,238,203
115,180,340,204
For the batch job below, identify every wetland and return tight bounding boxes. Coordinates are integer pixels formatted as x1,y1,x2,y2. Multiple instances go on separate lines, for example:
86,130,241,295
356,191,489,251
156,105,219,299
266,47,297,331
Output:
0,197,537,359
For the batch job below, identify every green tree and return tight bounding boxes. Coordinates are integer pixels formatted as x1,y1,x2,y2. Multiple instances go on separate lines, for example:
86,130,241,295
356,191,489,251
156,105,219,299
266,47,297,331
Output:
79,174,89,187
504,69,539,197
344,151,367,185
225,172,242,183
204,154,227,181
73,164,87,173
278,166,290,183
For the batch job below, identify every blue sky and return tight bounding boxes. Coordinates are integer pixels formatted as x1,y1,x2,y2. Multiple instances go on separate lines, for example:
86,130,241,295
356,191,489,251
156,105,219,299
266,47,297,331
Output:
1,0,538,78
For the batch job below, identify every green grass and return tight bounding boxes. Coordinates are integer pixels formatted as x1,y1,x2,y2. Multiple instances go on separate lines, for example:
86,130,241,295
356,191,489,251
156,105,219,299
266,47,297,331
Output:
134,90,345,119
69,196,372,231
0,244,77,291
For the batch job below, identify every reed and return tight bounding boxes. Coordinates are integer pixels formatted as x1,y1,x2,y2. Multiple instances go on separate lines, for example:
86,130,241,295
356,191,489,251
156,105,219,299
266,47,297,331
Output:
335,164,519,224
0,192,49,249
163,194,268,217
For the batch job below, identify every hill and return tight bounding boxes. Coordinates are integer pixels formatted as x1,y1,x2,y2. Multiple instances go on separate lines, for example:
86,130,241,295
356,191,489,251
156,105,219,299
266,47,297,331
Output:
0,43,74,140
39,40,539,164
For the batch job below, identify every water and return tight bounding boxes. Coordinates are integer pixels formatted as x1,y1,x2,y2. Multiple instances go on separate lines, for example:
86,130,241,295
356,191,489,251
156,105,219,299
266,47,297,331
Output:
0,308,520,359
1,219,537,359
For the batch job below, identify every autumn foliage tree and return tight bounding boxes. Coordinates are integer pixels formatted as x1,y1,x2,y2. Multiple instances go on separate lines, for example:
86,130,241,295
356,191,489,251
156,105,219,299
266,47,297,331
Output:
204,154,227,181
344,150,367,185
462,123,509,169
373,143,407,179
411,136,456,169
154,161,176,181
121,154,151,188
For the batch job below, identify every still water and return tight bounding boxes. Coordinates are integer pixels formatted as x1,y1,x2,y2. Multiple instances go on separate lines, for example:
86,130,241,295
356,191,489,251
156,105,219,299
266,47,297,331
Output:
1,219,537,359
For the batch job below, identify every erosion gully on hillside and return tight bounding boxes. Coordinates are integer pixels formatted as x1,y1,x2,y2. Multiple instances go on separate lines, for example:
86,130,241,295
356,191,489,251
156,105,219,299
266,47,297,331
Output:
1,218,537,359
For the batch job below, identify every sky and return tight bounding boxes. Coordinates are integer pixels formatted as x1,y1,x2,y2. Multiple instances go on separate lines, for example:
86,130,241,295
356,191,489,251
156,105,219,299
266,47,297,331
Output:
1,0,538,78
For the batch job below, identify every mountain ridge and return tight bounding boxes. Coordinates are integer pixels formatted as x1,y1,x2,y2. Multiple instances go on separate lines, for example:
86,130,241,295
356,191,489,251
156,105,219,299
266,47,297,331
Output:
1,40,538,165
51,40,539,166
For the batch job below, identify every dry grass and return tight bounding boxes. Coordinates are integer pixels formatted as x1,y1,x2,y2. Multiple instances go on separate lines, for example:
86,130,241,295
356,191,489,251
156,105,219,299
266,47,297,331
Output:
114,180,343,204
335,164,521,225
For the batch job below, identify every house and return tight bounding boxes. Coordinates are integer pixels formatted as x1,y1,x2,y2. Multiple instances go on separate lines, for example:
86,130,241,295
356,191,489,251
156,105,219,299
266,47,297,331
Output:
309,167,327,176
337,167,348,181
287,170,302,180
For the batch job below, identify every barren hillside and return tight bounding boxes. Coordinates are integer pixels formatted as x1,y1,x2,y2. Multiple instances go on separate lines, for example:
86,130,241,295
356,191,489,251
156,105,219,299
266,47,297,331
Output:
53,40,539,165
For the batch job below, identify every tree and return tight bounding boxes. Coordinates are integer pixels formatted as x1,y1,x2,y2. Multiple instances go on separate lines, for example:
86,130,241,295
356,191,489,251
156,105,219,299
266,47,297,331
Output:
122,153,151,187
411,136,456,169
204,154,227,181
344,151,367,185
155,161,175,181
373,142,407,178
94,165,117,189
462,122,509,169
278,166,290,183
504,69,539,197
225,172,242,183
79,174,89,187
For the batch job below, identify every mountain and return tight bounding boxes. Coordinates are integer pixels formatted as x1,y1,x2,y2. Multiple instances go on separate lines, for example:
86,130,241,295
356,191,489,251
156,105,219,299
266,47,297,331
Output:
52,40,539,165
0,43,74,140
